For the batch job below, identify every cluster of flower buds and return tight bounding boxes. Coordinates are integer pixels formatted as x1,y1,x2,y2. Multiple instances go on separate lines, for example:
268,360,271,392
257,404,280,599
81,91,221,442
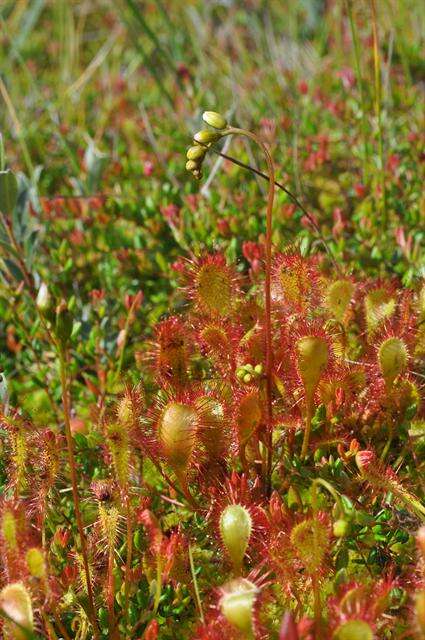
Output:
186,111,228,179
236,362,263,384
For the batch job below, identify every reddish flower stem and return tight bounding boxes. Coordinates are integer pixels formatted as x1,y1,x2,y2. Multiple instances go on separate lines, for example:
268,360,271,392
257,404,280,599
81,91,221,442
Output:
226,128,275,495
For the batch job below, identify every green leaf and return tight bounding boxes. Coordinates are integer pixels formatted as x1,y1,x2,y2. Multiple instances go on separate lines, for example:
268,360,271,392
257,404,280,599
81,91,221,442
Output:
0,170,18,214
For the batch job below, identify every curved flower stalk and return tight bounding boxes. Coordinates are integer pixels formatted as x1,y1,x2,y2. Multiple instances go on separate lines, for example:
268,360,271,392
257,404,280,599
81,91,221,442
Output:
186,111,275,493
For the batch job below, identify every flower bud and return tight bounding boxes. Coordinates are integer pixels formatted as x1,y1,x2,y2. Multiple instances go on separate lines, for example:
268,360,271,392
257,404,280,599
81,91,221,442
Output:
36,282,54,319
26,547,46,578
193,130,221,145
186,145,207,161
220,578,257,634
219,504,252,571
186,160,199,172
378,337,408,387
333,620,373,640
202,111,227,130
0,582,34,640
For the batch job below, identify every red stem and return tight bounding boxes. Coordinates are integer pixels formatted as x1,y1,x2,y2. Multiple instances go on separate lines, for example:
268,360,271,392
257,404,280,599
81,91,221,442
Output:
228,128,275,494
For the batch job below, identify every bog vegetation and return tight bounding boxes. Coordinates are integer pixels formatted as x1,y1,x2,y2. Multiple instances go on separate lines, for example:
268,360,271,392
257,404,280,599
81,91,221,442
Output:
0,1,424,639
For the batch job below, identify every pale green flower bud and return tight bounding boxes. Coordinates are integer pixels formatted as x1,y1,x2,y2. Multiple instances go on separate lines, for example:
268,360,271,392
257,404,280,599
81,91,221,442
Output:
186,160,199,172
186,145,207,161
202,111,227,130
194,130,221,145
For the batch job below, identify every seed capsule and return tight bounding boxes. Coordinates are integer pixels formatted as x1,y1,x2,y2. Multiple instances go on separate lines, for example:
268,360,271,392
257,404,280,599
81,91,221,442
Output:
219,504,252,570
202,111,228,130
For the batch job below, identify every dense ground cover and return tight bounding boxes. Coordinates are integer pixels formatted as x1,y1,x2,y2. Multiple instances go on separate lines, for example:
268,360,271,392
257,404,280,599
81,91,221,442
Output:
0,1,424,638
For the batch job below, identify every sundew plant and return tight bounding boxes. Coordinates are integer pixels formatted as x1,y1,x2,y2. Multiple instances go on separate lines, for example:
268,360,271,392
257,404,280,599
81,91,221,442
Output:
0,2,424,639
